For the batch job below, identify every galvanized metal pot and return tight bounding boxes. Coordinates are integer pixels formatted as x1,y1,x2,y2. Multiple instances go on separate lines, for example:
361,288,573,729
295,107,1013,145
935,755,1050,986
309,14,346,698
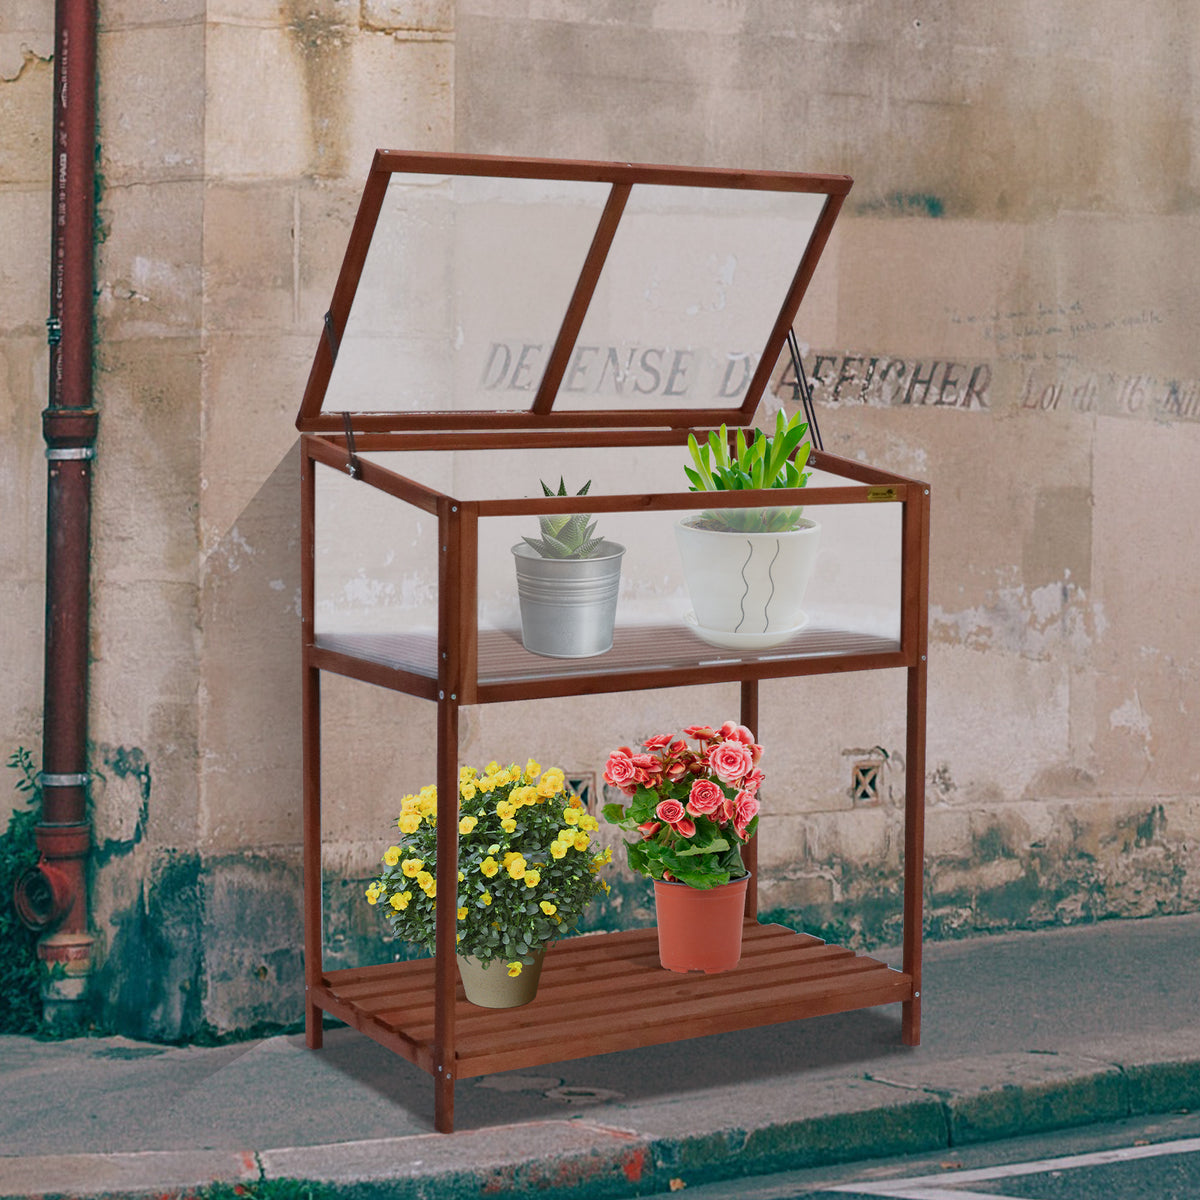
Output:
456,947,546,1008
511,541,625,658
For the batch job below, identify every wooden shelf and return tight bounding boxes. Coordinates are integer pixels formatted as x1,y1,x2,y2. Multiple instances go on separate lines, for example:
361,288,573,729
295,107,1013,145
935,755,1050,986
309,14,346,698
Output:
316,922,913,1079
314,622,906,702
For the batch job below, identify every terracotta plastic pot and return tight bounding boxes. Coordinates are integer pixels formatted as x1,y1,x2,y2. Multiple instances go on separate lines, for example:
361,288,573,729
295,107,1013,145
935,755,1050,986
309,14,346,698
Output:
456,947,546,1008
652,873,750,974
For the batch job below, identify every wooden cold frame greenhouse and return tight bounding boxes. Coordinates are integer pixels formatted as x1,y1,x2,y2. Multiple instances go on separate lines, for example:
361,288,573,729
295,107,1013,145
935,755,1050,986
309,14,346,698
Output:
295,151,930,1133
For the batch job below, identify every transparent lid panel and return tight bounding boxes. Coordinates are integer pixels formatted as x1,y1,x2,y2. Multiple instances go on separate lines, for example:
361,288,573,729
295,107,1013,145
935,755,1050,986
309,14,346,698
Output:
560,185,827,411
322,174,611,415
319,175,828,418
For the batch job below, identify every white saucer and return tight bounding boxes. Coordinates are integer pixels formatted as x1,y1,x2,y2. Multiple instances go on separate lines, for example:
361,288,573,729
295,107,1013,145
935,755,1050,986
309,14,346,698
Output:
683,610,809,652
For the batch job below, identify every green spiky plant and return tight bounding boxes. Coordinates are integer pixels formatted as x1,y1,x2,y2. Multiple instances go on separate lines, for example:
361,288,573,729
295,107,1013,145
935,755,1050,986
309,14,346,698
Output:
684,409,812,533
522,478,607,559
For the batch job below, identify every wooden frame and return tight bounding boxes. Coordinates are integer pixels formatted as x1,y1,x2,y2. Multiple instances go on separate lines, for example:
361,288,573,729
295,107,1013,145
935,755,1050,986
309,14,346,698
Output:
296,155,928,1133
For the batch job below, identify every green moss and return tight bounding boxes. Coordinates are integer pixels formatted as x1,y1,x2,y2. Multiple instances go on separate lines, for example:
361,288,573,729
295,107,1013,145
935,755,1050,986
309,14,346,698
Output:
1,749,43,1034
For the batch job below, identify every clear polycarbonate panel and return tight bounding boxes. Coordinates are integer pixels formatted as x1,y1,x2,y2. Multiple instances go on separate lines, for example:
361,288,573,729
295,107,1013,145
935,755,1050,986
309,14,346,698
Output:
557,184,828,412
321,173,611,415
312,459,441,675
311,442,904,688
318,172,831,420
466,455,903,685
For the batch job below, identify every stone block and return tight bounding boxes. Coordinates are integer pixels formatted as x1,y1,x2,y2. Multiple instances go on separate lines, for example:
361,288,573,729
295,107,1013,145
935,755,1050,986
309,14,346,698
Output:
95,180,204,339
0,191,49,332
199,332,311,544
198,448,304,851
1092,414,1200,795
923,642,1070,807
97,24,205,185
455,14,711,163
88,578,202,838
0,337,47,561
924,806,974,863
203,23,312,180
0,2,53,80
202,183,299,333
202,179,361,337
100,0,205,26
91,337,201,581
341,34,453,174
199,850,304,1032
0,44,51,183
362,0,454,33
295,178,361,326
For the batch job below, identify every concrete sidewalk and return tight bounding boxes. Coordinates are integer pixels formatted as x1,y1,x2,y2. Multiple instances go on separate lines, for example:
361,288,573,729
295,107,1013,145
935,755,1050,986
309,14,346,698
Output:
2,913,1199,1199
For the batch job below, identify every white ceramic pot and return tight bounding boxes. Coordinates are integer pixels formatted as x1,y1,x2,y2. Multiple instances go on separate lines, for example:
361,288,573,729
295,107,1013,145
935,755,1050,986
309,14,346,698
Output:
674,517,820,648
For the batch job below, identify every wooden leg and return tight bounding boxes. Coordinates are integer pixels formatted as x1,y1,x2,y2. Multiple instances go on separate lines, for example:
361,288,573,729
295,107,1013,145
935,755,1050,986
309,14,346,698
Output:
435,1066,455,1133
740,679,759,920
306,998,323,1050
302,653,324,1053
432,693,460,1132
902,654,927,1048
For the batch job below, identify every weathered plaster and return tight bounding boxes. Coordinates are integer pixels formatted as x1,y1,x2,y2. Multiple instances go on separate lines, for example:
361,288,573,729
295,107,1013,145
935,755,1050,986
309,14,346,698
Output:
3,1,1200,1037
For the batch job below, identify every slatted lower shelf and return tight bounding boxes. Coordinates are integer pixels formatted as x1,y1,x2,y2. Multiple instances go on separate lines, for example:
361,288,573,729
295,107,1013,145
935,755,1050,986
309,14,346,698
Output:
316,922,913,1079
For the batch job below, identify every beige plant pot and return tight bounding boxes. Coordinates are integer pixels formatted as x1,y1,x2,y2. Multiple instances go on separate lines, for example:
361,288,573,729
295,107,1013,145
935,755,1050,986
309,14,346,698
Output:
456,947,547,1008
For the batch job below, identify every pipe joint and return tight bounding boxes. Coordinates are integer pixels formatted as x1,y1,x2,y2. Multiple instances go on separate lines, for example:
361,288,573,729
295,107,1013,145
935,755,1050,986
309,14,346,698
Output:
42,405,99,449
13,861,76,932
35,822,91,860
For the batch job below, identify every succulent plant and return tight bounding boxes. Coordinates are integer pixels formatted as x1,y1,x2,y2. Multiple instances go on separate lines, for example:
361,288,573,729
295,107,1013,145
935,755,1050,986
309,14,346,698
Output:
684,409,812,533
522,478,606,559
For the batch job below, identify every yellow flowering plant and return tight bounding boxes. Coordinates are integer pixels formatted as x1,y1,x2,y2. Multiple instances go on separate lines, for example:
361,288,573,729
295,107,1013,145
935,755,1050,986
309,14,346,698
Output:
366,760,611,974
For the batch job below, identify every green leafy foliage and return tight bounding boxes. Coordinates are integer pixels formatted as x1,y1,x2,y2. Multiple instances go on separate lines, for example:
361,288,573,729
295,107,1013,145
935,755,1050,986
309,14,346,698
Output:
684,409,812,532
522,478,607,559
367,762,611,971
601,725,762,890
1,748,43,1034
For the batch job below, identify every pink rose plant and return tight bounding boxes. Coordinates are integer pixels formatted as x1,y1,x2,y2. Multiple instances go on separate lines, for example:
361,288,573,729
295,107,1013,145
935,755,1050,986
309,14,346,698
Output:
602,722,764,890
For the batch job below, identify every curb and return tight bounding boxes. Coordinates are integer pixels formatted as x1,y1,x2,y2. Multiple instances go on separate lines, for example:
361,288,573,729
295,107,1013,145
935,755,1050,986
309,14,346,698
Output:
2,1049,1198,1200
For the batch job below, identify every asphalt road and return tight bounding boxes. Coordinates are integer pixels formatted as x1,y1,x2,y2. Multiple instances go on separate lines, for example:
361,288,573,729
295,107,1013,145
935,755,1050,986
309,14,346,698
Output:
647,1110,1200,1200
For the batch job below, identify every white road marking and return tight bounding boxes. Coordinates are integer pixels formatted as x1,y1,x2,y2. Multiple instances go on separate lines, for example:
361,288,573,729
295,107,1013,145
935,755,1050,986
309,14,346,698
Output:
825,1134,1200,1198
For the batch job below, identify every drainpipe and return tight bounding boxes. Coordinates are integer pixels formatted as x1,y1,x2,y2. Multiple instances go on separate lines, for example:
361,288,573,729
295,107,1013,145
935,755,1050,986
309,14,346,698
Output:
13,0,99,1027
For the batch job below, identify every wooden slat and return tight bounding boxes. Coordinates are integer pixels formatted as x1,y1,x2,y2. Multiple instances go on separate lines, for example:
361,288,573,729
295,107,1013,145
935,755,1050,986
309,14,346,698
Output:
740,192,846,422
308,642,439,700
319,925,911,1081
455,964,902,1060
391,948,879,1039
461,973,910,1079
474,482,908,517
370,150,853,195
532,182,631,415
356,939,856,1021
307,982,423,1066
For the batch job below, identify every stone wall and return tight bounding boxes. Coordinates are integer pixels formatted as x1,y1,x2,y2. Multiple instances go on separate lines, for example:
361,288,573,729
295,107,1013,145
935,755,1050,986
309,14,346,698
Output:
1,1,1197,1038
